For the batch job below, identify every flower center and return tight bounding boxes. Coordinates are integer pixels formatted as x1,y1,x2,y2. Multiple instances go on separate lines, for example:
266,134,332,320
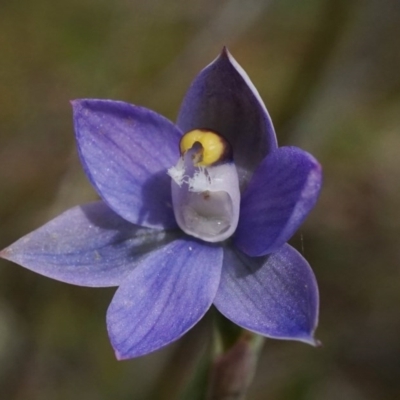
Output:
168,129,240,243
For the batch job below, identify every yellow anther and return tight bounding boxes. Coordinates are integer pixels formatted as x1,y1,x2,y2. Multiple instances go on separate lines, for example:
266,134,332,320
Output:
180,129,229,166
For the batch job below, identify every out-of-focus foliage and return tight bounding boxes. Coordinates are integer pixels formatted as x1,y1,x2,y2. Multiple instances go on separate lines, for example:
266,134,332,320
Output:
1,0,400,399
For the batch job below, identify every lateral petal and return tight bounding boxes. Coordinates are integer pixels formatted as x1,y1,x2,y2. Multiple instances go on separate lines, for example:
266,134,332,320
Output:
73,99,182,229
235,147,322,256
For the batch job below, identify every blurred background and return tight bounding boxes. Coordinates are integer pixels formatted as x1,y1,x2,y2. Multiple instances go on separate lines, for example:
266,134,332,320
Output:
1,0,400,398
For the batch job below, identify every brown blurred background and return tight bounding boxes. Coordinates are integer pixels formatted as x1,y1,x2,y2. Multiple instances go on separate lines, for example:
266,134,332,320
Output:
1,0,400,399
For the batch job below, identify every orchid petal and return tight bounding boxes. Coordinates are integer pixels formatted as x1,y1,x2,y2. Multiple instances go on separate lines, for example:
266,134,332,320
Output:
177,48,277,188
107,238,222,359
214,244,319,344
73,99,182,229
235,147,322,257
0,202,178,287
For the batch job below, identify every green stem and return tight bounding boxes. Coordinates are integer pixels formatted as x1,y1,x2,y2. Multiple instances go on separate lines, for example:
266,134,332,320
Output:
206,329,265,400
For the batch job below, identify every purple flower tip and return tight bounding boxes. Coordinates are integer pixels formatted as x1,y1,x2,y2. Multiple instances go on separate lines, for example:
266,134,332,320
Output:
0,248,10,259
221,46,229,57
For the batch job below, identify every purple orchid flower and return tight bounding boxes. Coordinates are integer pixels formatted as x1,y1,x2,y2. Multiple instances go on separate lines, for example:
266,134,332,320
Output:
0,48,322,360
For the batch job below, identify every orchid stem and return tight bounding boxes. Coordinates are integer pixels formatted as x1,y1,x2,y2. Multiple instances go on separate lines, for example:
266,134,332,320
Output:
206,325,265,400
